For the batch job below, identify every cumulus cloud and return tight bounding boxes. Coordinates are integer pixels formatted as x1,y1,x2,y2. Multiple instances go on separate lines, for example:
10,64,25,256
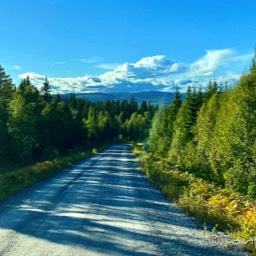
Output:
18,50,248,94
113,55,186,79
189,49,234,77
20,72,46,81
95,55,186,91
19,72,104,94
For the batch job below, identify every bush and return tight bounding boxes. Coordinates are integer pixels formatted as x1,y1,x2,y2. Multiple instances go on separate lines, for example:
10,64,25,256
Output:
139,153,256,254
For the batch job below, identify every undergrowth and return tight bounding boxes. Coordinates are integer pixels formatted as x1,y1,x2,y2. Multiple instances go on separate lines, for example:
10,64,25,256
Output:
133,145,256,254
0,145,109,201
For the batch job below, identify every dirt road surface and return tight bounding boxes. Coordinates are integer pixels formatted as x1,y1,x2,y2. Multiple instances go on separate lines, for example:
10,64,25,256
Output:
0,145,246,256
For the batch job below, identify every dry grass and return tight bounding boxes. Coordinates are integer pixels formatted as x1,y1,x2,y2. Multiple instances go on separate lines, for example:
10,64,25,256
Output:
135,149,256,255
0,145,109,201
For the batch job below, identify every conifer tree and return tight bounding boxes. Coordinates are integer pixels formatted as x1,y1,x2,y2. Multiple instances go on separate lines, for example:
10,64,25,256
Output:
41,77,52,103
168,87,203,166
162,89,182,155
0,66,14,163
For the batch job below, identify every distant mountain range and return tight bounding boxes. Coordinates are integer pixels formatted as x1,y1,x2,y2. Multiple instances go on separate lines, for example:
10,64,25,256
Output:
64,91,186,106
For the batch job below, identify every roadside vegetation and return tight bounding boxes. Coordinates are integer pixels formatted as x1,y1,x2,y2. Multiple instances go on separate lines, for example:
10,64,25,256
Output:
135,51,256,254
0,146,106,201
0,65,156,201
2,50,256,253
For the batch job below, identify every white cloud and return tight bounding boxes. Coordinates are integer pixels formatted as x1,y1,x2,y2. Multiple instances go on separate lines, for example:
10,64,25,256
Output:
189,49,234,77
115,55,186,79
18,71,242,94
19,72,105,94
96,55,187,91
96,63,120,70
18,50,250,94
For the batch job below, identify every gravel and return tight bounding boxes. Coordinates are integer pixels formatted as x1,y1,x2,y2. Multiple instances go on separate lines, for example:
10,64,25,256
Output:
0,144,248,256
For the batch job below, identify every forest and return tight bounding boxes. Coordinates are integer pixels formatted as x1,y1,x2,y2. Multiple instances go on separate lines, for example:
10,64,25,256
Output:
0,65,156,168
140,52,256,248
146,54,256,198
2,53,256,250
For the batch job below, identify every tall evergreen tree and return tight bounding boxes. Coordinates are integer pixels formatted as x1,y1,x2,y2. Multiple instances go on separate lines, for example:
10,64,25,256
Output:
162,89,182,155
41,77,52,103
168,87,203,166
0,66,15,164
204,80,219,101
146,89,182,159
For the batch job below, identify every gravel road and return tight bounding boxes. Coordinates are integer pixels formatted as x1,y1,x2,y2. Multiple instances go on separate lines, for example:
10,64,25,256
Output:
0,145,247,256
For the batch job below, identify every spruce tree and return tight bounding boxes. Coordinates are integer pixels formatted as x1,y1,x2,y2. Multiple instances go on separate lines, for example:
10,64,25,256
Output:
168,86,203,166
0,65,14,164
41,77,52,103
162,89,182,156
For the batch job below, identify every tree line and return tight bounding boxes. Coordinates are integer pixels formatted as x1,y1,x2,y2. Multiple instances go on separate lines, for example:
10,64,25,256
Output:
146,53,256,199
0,66,156,167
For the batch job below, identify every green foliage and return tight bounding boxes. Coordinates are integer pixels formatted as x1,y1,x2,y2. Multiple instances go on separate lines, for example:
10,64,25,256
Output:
8,93,38,163
168,86,204,167
0,65,156,168
92,148,98,154
0,66,14,164
41,77,52,103
140,52,256,253
0,145,108,201
147,89,182,158
146,56,256,196
0,67,156,202
125,112,148,141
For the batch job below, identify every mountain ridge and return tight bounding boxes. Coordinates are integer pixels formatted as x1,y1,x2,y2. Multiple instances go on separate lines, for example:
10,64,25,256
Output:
64,91,186,105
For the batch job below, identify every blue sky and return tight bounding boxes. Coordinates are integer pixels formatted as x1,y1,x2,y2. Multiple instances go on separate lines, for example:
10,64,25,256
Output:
1,0,256,93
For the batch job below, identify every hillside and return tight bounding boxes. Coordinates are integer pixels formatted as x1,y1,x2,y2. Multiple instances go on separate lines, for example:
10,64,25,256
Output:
67,91,186,105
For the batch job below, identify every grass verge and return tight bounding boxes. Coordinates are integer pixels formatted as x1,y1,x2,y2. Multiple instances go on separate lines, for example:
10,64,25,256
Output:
132,144,256,255
0,144,109,202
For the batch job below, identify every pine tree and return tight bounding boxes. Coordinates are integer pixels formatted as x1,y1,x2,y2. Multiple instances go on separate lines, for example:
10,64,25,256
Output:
0,65,14,164
18,76,40,103
204,80,219,101
147,89,182,158
194,92,222,181
41,77,52,103
0,65,13,90
168,86,203,166
162,89,182,155
19,76,31,92
129,97,138,114
139,100,148,114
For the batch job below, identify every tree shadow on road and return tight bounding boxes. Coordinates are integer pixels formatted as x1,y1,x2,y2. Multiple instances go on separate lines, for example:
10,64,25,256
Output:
0,145,246,256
